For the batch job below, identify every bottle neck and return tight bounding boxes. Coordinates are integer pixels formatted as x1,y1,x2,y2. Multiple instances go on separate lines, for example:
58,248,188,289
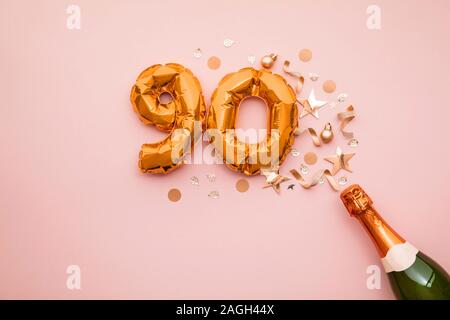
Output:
355,206,405,258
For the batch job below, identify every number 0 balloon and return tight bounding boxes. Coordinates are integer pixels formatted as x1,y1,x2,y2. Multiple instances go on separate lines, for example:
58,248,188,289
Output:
207,68,298,175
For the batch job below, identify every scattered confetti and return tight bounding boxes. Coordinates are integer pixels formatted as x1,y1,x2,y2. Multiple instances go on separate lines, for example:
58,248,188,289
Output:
290,169,339,191
300,164,309,175
223,39,234,47
193,48,202,58
207,56,221,70
208,191,220,199
206,173,216,183
283,60,304,93
297,127,321,147
304,152,318,165
338,105,356,139
168,188,182,202
236,179,249,193
338,176,348,186
247,55,256,65
309,72,319,81
324,147,355,176
291,148,300,157
287,184,296,190
190,176,200,185
323,80,336,94
348,138,359,148
299,48,312,62
261,167,290,193
337,93,348,103
299,90,327,119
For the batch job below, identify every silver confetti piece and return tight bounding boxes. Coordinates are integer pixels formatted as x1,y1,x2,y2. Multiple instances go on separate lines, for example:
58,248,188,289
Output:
208,191,220,199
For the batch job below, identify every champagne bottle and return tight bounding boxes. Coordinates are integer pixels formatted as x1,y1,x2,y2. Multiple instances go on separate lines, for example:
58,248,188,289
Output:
340,184,450,300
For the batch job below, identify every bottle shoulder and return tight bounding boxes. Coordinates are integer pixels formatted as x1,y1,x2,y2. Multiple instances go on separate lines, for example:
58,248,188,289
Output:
388,251,450,300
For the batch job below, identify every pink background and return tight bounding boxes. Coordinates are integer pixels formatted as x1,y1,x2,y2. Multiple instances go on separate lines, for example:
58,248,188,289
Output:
1,0,449,299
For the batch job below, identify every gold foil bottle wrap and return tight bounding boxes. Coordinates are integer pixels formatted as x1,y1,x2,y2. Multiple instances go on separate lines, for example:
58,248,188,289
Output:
340,184,405,257
340,184,373,216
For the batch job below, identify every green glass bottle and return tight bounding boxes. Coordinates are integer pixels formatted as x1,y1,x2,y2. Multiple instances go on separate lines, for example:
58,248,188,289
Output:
340,184,450,300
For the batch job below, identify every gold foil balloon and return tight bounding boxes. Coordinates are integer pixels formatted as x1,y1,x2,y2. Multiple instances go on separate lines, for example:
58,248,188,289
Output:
206,67,298,176
320,122,334,143
130,63,206,174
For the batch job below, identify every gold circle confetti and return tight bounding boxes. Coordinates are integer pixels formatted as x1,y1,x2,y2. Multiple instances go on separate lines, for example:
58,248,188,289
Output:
304,152,318,165
298,49,312,62
323,80,336,93
207,56,221,70
235,179,249,193
168,188,181,202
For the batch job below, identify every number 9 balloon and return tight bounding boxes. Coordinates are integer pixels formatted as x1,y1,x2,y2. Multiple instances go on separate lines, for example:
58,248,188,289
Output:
130,63,206,174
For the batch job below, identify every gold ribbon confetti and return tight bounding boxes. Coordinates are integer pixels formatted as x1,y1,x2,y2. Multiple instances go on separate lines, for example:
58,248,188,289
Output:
296,127,321,147
290,168,340,191
337,105,356,139
283,60,304,93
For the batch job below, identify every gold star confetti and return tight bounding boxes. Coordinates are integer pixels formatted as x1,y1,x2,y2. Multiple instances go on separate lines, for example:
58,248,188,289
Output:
298,90,327,119
261,167,290,193
324,147,355,176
